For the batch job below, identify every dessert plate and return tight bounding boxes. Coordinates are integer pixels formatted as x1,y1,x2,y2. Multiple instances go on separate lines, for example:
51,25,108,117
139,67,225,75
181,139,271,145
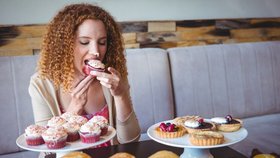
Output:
16,126,116,153
147,120,247,158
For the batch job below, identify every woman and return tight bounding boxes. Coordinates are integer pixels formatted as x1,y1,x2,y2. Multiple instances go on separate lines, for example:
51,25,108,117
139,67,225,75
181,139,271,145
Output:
29,3,140,145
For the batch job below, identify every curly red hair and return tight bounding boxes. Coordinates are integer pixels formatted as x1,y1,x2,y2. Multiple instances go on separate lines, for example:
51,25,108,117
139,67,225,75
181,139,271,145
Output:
38,3,126,92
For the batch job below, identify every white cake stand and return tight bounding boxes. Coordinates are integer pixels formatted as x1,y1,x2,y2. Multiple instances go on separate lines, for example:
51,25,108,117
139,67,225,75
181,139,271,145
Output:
147,121,247,158
16,126,116,158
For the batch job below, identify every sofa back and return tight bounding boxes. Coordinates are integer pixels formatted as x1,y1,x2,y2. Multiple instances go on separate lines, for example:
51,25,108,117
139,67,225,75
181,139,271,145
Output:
0,55,38,154
126,48,175,140
168,41,280,119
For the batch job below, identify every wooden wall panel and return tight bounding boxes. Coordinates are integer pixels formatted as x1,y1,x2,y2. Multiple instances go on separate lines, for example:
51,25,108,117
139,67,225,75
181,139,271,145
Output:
1,18,280,56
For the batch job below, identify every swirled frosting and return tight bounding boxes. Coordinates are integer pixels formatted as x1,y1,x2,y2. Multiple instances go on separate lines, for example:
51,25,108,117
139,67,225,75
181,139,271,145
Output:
25,124,46,137
211,117,227,124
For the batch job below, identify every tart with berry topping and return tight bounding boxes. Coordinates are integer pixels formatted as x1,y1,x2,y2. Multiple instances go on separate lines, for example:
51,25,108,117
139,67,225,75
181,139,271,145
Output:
173,115,200,126
155,122,186,138
210,115,242,132
184,118,215,134
189,131,224,146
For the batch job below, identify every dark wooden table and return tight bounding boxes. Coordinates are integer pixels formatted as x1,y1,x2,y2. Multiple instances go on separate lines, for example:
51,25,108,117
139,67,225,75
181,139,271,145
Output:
46,140,247,158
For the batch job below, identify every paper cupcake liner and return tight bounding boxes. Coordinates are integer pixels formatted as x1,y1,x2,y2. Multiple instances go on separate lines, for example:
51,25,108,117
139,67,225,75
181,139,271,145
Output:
44,136,67,149
67,132,80,142
79,133,100,143
26,137,45,146
100,127,108,136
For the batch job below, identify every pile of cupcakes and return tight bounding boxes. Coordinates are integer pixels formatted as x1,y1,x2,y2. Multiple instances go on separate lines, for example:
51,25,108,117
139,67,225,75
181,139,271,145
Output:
24,112,109,149
155,114,242,146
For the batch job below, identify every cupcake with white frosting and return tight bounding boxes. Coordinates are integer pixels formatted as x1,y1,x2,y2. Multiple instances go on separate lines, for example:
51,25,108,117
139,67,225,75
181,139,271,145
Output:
25,124,46,146
62,122,80,142
61,112,77,122
79,122,101,143
47,116,66,128
42,126,68,149
68,115,88,126
89,115,109,135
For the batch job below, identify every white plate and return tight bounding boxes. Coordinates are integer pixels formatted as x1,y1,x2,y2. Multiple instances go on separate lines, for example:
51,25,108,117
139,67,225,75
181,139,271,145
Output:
16,126,116,153
147,120,247,149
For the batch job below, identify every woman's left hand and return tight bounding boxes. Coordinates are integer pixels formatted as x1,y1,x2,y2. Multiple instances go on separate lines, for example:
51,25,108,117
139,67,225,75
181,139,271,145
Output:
90,67,127,97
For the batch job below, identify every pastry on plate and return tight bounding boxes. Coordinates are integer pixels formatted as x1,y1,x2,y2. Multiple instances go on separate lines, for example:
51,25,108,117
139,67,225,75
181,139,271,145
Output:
24,124,46,146
62,152,91,158
88,115,109,136
189,131,224,146
79,122,101,143
184,118,215,134
210,115,242,132
148,150,179,158
42,126,68,149
173,115,200,126
155,122,186,138
109,152,135,158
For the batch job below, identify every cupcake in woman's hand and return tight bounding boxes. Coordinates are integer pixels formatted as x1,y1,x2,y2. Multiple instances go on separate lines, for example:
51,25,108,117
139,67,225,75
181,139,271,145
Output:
62,122,80,142
79,122,101,143
42,126,68,149
89,115,109,136
83,59,105,75
47,116,66,128
25,124,46,146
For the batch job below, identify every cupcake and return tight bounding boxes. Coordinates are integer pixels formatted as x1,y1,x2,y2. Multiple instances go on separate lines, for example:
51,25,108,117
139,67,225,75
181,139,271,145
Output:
42,126,68,149
89,115,109,135
62,122,80,142
61,112,77,122
83,59,105,75
210,115,242,132
79,122,101,143
155,122,186,138
68,115,88,126
25,124,46,146
184,118,215,134
189,131,224,146
47,116,66,128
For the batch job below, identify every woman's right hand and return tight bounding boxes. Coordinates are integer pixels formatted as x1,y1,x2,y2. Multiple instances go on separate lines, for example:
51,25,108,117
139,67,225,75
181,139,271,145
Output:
66,75,94,114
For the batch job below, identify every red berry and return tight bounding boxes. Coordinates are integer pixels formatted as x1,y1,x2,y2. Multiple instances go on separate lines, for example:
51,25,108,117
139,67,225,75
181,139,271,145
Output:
167,124,175,132
225,115,233,122
198,118,204,124
159,123,167,131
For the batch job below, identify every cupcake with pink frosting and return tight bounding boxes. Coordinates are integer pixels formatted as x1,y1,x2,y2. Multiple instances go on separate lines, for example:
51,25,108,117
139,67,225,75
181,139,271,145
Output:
62,122,80,142
25,124,46,146
42,126,68,149
60,112,77,122
79,122,101,143
89,115,109,136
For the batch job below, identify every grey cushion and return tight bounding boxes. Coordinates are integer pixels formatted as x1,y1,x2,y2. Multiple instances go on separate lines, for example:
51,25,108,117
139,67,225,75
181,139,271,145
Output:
126,48,175,139
0,56,38,155
168,41,280,119
0,151,38,158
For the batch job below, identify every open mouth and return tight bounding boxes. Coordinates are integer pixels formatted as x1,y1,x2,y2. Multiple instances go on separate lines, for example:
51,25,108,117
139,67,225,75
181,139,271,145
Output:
83,59,105,75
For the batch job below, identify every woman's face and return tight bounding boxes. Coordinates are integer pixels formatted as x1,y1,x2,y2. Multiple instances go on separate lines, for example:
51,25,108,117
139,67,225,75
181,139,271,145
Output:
73,19,107,77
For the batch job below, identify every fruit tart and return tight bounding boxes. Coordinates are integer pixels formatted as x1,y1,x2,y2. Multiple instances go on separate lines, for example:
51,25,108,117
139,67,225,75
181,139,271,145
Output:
184,118,215,134
189,131,224,146
210,115,242,132
155,122,186,138
173,115,200,126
